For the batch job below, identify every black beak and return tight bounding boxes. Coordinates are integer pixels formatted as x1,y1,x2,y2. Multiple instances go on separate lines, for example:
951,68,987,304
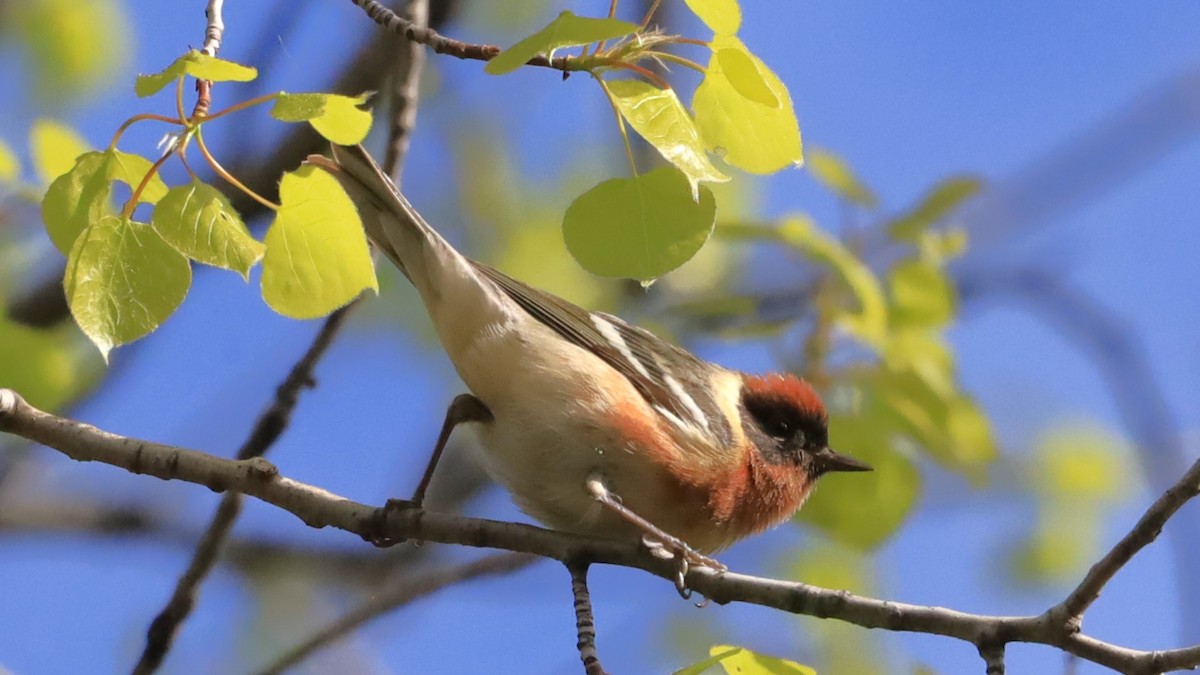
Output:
814,446,873,473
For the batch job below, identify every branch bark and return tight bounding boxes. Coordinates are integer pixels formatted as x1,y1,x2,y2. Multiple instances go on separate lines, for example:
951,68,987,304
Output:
3,388,1197,675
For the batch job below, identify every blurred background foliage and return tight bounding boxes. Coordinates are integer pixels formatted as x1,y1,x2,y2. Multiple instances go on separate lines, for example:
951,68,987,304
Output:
1,1,1196,674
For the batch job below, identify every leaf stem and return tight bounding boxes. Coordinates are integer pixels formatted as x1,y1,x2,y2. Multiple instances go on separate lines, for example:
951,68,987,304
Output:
594,75,639,178
201,91,282,124
639,0,664,29
121,151,173,219
108,114,186,151
609,60,672,91
175,76,188,124
194,128,279,211
644,51,706,74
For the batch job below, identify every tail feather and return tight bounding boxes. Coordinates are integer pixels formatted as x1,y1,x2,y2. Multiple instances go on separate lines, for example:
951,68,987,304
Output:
304,144,518,366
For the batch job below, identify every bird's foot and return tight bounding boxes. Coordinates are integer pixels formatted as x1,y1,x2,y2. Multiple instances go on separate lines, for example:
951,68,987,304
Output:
367,498,423,548
642,534,726,601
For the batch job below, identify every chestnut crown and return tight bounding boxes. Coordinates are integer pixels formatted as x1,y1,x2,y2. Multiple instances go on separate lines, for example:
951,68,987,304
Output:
739,373,872,474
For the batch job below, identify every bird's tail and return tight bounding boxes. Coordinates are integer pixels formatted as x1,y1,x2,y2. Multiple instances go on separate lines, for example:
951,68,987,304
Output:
304,144,469,306
305,145,512,363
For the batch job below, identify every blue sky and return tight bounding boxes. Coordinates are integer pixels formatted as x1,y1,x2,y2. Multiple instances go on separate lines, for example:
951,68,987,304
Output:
2,2,1199,673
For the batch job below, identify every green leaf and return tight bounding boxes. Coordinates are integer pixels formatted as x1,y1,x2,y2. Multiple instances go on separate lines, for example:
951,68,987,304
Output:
261,165,378,318
271,92,373,145
30,119,90,185
799,414,920,549
9,0,131,102
41,149,169,254
776,216,887,347
64,215,191,359
0,138,18,183
693,36,801,174
0,319,79,410
563,167,716,282
888,259,956,328
605,79,729,197
682,0,742,36
806,148,877,208
715,48,777,106
151,180,265,277
888,176,982,241
1030,426,1127,502
135,50,257,97
674,645,816,675
484,11,637,75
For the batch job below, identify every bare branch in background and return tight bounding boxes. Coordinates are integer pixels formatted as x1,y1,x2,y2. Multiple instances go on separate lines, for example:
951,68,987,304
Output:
254,552,535,675
3,388,1198,675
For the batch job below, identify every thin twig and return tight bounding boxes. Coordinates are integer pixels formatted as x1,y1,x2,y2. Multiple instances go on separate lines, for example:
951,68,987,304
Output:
192,0,226,118
255,552,534,675
382,0,428,178
568,562,607,675
979,643,1006,675
348,0,576,71
3,389,1199,675
130,305,358,675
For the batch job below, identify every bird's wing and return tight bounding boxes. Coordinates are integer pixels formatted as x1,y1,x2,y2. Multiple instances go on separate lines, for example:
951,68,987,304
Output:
472,262,733,446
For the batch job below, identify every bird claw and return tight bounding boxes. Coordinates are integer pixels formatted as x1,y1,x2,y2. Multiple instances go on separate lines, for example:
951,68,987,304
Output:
368,498,422,548
641,535,726,601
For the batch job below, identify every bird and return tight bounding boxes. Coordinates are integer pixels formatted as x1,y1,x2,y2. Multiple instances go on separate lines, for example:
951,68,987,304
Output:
306,145,872,588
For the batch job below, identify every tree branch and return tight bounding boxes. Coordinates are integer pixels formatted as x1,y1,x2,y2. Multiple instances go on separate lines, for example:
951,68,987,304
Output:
3,388,1198,675
254,552,535,675
347,0,575,72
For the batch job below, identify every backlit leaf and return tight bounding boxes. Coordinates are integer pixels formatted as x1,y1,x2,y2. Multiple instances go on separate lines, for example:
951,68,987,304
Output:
776,216,887,347
136,50,257,97
682,0,742,36
30,119,90,185
889,176,982,241
64,215,191,359
271,92,373,145
888,259,956,328
485,11,636,75
674,645,816,675
807,148,877,208
9,0,131,101
563,167,715,282
261,165,378,318
0,138,18,183
0,319,78,410
151,180,264,277
605,79,728,197
41,149,168,254
693,36,801,174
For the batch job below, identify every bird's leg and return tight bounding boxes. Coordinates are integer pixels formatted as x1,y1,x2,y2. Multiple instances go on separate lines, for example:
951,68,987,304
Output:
370,393,491,547
584,474,725,598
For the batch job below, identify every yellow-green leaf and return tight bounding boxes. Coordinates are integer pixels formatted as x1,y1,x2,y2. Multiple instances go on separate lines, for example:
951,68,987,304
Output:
682,0,742,36
41,149,168,254
485,11,637,75
271,92,373,145
0,138,18,183
9,0,131,101
1030,426,1127,502
0,319,77,410
715,48,776,106
777,216,887,347
807,148,877,208
693,36,801,174
889,176,982,242
674,645,816,675
605,79,728,197
151,180,264,277
563,167,716,282
30,119,90,185
261,165,378,318
888,259,956,328
799,414,919,549
135,50,257,97
64,215,191,359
